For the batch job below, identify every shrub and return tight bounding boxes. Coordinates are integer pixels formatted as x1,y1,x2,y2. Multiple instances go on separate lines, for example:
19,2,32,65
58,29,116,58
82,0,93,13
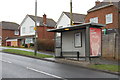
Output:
30,43,34,47
24,44,28,48
37,39,54,52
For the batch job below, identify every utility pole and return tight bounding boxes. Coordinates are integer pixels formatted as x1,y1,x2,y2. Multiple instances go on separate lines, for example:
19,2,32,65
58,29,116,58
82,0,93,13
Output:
70,0,73,25
34,0,37,55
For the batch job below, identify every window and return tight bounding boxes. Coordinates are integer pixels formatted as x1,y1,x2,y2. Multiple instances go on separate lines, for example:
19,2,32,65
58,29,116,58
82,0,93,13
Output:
106,13,113,24
90,17,98,23
30,26,34,33
22,27,25,33
14,30,19,35
25,38,33,44
74,32,82,47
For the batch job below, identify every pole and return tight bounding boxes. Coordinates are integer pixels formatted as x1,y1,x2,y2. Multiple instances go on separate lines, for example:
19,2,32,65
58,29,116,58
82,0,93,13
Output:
85,26,90,62
70,0,73,25
34,0,37,55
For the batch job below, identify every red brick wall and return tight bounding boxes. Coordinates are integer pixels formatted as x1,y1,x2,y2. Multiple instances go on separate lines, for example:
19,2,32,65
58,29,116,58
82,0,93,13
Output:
2,29,19,46
37,26,55,40
85,6,119,29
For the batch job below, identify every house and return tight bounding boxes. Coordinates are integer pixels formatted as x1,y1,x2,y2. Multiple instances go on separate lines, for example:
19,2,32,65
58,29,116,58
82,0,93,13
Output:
17,14,56,47
0,21,20,46
85,0,120,33
56,12,86,29
48,23,105,59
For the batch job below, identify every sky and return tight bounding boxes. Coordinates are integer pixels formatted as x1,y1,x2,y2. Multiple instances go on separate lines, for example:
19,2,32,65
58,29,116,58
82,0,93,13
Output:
0,0,104,24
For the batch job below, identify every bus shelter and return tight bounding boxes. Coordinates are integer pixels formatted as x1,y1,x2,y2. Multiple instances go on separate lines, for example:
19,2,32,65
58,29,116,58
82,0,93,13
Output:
48,23,105,61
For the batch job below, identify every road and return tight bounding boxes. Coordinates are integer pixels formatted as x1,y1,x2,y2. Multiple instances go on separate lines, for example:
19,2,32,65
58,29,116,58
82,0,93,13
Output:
0,52,119,80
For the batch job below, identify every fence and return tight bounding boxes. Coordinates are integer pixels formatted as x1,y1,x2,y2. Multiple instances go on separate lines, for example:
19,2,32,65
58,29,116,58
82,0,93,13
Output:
102,33,120,60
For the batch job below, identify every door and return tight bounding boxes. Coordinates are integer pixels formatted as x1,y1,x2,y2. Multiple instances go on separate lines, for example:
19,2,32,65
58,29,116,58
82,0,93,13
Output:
7,42,11,46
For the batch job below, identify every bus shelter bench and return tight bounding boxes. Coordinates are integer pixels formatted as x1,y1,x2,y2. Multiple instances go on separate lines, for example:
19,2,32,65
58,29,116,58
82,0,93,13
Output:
61,51,80,60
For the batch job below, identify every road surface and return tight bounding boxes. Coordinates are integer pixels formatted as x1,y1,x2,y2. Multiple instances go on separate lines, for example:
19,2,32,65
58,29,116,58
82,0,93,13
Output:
0,52,119,80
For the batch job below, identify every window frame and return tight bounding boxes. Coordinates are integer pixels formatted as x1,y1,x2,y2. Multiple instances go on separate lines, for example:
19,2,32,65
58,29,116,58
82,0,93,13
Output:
22,27,25,34
14,30,19,35
106,13,113,24
90,17,98,23
30,26,34,33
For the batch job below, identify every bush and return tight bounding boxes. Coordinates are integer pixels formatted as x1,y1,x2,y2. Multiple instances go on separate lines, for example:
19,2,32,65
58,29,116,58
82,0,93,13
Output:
37,39,54,52
30,43,34,47
24,44,28,48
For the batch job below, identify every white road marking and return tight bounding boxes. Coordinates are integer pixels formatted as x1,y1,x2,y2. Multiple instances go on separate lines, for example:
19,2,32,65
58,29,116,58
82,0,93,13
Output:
0,59,12,63
27,67,67,80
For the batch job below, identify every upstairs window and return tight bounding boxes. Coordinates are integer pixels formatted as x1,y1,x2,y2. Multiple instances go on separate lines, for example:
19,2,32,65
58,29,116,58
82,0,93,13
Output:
22,27,25,34
14,30,19,35
30,26,34,33
106,13,113,24
90,17,98,23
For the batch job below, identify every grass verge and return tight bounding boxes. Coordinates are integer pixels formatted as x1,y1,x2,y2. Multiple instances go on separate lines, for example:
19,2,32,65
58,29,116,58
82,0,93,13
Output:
89,64,120,72
2,49,53,58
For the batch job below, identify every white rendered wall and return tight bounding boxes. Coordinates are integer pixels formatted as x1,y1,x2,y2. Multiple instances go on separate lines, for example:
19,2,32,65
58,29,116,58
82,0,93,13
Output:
20,16,35,36
56,13,71,36
56,13,70,29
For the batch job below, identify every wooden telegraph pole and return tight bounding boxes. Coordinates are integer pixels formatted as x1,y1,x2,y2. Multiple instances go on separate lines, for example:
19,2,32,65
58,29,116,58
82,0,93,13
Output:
70,0,73,25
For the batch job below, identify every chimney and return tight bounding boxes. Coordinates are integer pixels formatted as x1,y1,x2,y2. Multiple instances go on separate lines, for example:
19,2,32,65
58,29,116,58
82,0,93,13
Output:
43,14,47,25
95,0,101,6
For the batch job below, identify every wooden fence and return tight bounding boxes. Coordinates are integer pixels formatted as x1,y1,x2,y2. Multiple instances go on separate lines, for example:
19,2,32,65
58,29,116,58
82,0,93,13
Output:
102,33,120,60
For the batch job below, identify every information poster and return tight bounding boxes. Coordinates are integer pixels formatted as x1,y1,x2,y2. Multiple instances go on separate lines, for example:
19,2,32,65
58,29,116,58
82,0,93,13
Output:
75,33,82,47
90,28,101,56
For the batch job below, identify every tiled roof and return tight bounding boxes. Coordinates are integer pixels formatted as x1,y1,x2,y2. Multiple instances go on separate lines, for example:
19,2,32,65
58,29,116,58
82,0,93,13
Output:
0,21,19,30
88,0,120,12
63,12,86,23
28,15,56,27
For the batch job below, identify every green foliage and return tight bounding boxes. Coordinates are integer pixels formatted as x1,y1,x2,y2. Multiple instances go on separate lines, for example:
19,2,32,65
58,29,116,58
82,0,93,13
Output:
24,44,28,48
2,49,53,58
30,43,34,47
37,39,54,52
89,64,120,72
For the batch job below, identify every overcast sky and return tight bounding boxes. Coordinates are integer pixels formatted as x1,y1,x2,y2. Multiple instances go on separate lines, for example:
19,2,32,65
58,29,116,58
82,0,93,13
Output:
0,0,105,24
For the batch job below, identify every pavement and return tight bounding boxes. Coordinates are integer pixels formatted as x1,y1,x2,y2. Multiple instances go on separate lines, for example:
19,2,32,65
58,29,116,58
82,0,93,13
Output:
44,58,119,75
1,52,119,79
1,46,119,76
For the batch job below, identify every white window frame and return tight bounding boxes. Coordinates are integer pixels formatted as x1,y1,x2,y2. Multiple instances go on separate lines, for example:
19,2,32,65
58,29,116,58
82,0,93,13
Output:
22,27,25,33
30,26,34,33
25,38,33,44
106,13,113,24
90,17,98,23
14,30,19,35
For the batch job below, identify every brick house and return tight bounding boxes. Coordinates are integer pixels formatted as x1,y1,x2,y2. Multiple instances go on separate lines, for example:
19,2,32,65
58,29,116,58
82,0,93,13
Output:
17,14,56,47
0,21,20,46
85,0,120,33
